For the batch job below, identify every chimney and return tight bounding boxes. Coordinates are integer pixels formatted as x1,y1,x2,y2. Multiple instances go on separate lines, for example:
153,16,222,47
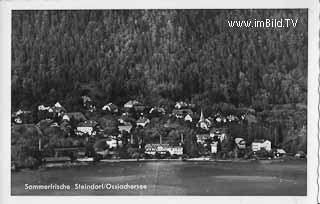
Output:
160,135,162,144
131,134,134,144
181,134,184,144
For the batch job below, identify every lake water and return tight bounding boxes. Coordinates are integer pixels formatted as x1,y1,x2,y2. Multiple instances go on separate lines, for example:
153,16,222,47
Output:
11,160,307,196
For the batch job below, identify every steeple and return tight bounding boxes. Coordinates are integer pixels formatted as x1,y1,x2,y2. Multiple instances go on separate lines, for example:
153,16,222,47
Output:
199,109,205,122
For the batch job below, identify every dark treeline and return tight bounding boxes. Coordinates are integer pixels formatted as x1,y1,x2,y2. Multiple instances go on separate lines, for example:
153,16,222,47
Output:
12,10,307,115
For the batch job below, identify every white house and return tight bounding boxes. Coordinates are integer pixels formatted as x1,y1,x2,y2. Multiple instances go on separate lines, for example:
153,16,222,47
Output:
235,138,246,149
124,100,140,108
175,113,184,119
106,138,122,149
118,121,133,133
38,105,51,111
275,149,286,157
219,133,226,142
54,102,62,108
149,107,166,115
184,114,193,122
76,120,98,136
102,102,118,113
227,114,239,122
251,139,271,152
62,114,70,121
144,144,183,156
14,117,22,124
144,144,167,155
136,117,150,127
174,101,188,109
211,141,218,153
167,146,183,155
77,126,93,135
210,127,228,142
102,105,109,111
51,102,66,117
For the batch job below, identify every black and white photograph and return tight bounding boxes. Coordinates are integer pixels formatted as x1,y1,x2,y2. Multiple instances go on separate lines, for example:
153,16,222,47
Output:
0,0,319,203
9,8,309,196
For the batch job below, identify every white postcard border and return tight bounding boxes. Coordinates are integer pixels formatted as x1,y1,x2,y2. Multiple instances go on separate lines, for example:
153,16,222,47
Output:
0,0,318,204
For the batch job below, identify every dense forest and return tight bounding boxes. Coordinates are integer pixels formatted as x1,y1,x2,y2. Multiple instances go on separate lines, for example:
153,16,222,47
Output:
11,10,307,159
12,10,307,113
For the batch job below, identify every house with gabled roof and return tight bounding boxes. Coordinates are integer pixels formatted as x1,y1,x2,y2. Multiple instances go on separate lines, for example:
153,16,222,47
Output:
174,101,195,110
124,100,141,109
63,112,87,122
144,144,183,156
37,104,54,120
12,109,33,124
51,102,66,117
251,139,271,152
226,114,239,122
118,121,133,133
102,102,119,113
235,138,246,149
38,104,51,111
172,109,193,119
76,120,98,136
175,101,188,109
211,141,219,153
184,114,193,122
210,127,227,142
149,107,166,116
105,137,123,149
136,117,150,127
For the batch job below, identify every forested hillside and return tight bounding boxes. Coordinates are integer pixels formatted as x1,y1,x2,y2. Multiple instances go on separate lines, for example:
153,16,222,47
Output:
12,10,307,114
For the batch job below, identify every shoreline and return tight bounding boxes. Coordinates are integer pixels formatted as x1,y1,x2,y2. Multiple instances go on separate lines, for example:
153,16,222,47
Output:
99,158,287,163
18,158,288,170
11,157,306,172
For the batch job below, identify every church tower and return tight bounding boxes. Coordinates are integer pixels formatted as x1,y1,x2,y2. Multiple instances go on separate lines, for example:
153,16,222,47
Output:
198,109,208,130
199,109,205,123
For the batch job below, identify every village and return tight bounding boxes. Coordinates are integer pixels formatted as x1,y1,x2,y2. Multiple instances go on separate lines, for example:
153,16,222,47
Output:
8,9,309,197
11,95,305,169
